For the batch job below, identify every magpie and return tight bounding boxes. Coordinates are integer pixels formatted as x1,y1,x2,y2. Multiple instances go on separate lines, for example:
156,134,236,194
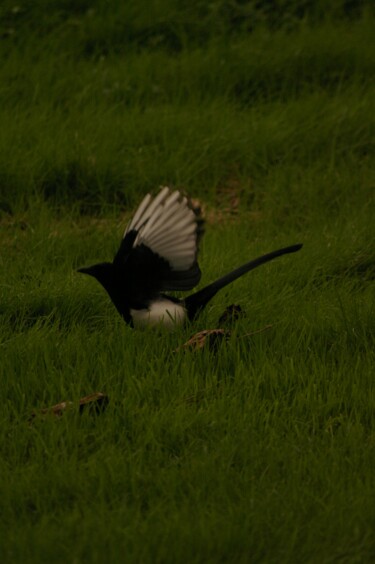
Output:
78,187,302,329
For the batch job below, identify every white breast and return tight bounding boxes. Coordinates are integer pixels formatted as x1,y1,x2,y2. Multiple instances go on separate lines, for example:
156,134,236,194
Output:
130,298,187,329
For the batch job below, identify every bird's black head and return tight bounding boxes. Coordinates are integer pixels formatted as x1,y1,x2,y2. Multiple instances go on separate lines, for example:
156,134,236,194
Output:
78,261,132,324
77,262,114,292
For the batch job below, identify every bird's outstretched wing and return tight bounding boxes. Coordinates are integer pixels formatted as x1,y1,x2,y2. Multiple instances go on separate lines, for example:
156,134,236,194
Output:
114,187,203,295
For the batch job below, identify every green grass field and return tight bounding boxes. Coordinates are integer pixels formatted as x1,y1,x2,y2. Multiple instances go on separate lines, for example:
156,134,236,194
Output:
1,1,375,562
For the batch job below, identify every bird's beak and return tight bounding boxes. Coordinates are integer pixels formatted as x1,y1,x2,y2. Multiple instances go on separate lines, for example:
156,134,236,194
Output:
77,266,92,276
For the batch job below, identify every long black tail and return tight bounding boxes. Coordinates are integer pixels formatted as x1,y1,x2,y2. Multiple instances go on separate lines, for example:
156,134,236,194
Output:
184,244,303,320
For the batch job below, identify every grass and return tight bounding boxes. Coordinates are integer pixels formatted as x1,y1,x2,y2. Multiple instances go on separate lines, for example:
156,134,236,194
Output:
1,2,375,562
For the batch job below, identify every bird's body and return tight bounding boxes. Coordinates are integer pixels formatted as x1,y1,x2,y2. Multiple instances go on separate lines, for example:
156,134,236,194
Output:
78,187,302,328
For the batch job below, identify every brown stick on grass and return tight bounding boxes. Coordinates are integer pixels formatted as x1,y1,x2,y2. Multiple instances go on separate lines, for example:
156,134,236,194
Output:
28,392,109,423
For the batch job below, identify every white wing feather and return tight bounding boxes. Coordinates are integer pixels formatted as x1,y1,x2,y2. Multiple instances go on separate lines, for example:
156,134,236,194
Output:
124,187,198,271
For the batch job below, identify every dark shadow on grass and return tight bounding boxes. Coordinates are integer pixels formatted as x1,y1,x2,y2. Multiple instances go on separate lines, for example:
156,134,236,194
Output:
311,255,375,288
40,161,130,212
0,295,111,332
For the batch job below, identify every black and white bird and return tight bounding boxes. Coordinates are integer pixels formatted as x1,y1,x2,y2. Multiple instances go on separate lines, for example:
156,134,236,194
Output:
78,187,302,329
